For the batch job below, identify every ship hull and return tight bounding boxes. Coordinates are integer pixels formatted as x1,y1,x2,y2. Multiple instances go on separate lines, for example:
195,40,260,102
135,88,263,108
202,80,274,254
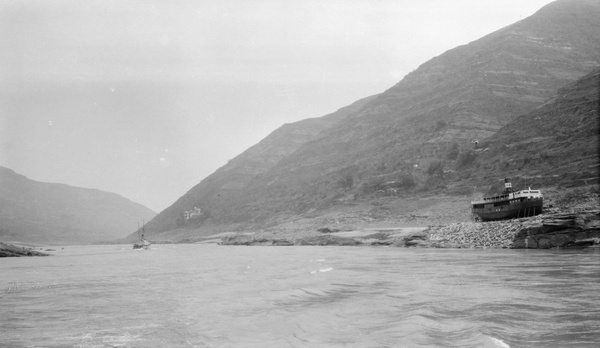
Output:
133,240,151,250
472,198,543,222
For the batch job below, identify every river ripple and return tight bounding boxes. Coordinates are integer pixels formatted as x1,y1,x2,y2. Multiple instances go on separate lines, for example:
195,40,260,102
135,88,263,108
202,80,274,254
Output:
1,245,599,347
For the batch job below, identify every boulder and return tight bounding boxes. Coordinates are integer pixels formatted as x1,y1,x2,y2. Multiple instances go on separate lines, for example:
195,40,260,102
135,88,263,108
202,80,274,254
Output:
398,231,431,248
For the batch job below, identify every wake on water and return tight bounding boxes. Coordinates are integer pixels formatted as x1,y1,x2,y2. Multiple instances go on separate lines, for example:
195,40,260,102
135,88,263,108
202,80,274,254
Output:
488,336,511,347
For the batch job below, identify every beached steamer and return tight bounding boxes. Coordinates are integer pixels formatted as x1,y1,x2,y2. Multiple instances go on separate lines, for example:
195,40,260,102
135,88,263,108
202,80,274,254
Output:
471,179,543,221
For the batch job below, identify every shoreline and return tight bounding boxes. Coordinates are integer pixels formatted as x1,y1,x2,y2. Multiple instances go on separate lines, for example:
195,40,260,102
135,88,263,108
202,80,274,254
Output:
0,242,52,257
217,209,600,249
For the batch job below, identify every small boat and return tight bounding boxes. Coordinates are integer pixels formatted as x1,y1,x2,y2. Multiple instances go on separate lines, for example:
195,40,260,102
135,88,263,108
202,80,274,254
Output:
133,222,151,250
471,178,543,221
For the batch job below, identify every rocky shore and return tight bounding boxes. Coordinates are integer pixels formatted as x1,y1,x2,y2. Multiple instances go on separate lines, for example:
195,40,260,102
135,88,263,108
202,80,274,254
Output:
219,209,600,249
0,242,52,257
426,209,600,249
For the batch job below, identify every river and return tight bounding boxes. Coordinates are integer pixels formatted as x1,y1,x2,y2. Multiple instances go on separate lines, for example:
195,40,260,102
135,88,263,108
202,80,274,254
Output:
1,244,599,347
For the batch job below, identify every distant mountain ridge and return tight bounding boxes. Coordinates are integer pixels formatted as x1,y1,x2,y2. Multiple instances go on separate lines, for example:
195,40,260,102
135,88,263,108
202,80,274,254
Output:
140,0,600,240
0,166,156,244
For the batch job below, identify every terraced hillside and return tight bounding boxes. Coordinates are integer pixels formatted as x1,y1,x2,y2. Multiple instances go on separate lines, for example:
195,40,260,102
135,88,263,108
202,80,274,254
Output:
135,0,600,241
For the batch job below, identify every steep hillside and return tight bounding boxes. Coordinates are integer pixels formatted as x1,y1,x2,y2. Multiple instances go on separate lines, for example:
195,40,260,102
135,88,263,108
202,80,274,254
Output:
461,67,599,194
134,95,378,237
247,0,600,200
145,0,600,239
0,167,156,244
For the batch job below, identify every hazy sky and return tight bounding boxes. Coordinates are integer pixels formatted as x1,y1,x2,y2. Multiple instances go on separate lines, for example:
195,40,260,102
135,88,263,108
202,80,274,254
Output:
0,0,555,212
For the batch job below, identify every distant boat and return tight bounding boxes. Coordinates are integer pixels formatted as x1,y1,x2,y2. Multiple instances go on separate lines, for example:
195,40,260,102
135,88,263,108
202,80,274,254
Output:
133,222,151,250
471,178,543,221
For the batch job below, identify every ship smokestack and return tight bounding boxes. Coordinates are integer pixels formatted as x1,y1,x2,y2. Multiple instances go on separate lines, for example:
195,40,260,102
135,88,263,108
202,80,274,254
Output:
504,178,512,193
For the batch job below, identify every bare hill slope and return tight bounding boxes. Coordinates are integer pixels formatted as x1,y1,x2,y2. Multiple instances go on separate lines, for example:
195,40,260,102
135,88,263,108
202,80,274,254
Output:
142,0,600,240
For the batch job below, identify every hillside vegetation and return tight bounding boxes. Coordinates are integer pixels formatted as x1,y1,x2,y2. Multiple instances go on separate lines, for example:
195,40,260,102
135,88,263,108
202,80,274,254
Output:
136,0,600,242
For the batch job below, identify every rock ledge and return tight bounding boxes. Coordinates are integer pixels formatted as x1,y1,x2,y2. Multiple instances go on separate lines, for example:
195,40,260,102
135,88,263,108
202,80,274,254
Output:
0,242,52,257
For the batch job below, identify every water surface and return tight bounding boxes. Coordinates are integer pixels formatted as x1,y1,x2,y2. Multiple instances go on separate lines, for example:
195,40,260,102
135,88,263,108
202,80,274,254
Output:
1,245,599,347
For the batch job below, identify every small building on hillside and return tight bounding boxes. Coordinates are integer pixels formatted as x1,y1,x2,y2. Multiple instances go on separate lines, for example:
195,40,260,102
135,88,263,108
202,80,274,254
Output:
184,207,202,220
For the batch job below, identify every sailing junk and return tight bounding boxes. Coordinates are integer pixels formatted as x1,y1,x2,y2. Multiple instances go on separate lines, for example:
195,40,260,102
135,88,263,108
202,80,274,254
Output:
471,178,543,221
133,223,151,250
